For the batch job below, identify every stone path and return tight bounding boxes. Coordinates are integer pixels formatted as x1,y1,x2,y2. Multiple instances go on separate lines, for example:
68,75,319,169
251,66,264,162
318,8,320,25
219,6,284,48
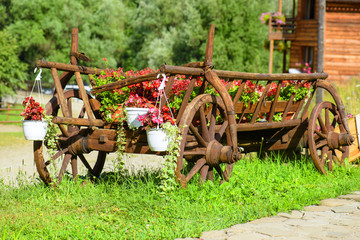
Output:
176,191,360,240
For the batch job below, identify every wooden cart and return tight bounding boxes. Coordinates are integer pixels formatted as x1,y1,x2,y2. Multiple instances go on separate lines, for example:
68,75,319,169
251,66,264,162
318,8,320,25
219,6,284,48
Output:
34,25,354,187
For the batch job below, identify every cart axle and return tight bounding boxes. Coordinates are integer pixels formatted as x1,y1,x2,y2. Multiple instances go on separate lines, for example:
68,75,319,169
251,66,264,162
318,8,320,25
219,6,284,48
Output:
327,132,354,150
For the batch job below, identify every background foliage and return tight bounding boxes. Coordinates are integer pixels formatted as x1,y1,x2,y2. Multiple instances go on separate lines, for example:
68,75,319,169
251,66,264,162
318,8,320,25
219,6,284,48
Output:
0,0,294,95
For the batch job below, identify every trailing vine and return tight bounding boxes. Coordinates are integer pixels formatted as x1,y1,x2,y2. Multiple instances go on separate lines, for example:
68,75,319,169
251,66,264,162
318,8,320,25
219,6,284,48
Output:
157,122,182,194
114,119,126,174
43,115,59,159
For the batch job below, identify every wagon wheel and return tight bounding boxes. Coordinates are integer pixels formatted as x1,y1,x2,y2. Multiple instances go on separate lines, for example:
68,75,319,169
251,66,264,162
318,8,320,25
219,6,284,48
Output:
34,89,106,185
176,94,236,187
308,101,353,174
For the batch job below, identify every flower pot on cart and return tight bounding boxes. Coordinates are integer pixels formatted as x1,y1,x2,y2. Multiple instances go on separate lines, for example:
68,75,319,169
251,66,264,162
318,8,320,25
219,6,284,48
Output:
146,127,170,152
125,107,149,128
22,120,48,140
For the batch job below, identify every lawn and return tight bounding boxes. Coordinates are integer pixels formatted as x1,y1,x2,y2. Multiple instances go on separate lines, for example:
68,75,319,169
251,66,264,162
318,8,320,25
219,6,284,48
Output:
1,153,360,239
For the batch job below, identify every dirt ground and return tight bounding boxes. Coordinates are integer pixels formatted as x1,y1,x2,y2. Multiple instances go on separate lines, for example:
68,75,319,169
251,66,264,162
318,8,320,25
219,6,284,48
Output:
0,92,164,185
0,123,164,186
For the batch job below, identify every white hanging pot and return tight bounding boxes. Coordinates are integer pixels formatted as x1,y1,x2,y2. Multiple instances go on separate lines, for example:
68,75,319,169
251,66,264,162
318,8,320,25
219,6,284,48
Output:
125,107,149,128
22,120,48,140
146,128,169,152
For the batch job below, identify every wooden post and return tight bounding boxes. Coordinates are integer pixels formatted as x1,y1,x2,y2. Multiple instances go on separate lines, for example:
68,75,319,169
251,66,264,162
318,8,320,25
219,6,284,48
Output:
283,40,287,73
268,15,274,74
317,0,325,103
71,28,78,65
7,105,10,121
278,0,282,13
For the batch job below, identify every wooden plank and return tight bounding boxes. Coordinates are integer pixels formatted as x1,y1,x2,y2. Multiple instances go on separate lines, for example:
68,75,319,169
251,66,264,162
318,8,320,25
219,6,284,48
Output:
38,60,105,75
236,119,301,132
51,68,70,117
234,101,301,114
335,115,360,163
92,72,159,94
74,71,94,120
52,116,105,127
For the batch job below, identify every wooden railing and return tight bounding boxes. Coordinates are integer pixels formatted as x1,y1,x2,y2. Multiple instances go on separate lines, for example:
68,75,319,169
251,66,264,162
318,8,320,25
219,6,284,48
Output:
269,17,296,40
0,104,22,123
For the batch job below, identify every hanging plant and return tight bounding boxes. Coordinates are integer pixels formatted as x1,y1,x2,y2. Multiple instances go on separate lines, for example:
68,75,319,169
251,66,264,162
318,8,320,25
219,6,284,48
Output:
21,96,48,141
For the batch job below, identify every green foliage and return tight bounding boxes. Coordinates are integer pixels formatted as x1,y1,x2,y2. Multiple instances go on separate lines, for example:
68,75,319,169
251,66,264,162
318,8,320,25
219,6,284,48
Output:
1,0,287,87
3,0,128,81
0,30,27,97
43,115,59,159
92,70,127,123
158,123,182,194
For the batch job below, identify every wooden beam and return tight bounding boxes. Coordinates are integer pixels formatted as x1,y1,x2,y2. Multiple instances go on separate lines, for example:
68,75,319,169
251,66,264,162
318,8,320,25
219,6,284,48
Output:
52,116,105,127
37,60,105,75
51,68,70,117
74,71,94,120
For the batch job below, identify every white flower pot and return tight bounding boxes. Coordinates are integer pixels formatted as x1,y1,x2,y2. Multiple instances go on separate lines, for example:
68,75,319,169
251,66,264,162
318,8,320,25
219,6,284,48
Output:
146,128,170,152
125,107,149,128
22,120,48,140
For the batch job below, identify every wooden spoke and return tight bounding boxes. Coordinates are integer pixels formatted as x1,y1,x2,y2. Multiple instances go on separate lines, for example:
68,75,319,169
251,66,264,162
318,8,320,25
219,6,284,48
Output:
308,101,350,174
58,154,72,183
314,129,327,139
71,155,78,179
320,146,329,166
317,115,327,134
330,117,337,130
327,150,333,171
315,139,328,149
186,158,206,182
338,147,346,153
199,165,209,184
199,106,210,142
92,151,107,178
214,165,229,181
78,105,86,118
206,167,214,181
190,124,208,147
216,120,228,141
208,103,217,141
45,147,69,165
183,148,206,156
223,163,233,181
78,154,96,176
325,108,330,130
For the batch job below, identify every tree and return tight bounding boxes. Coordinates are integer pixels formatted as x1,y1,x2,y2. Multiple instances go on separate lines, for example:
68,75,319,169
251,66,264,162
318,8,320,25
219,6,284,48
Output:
5,0,128,81
0,30,27,98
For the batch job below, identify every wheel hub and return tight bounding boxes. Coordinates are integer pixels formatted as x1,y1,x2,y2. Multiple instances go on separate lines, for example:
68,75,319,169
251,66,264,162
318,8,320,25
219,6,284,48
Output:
205,140,235,165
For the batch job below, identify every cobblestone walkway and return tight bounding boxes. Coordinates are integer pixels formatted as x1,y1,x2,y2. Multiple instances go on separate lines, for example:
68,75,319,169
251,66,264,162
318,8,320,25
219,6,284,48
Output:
176,191,360,240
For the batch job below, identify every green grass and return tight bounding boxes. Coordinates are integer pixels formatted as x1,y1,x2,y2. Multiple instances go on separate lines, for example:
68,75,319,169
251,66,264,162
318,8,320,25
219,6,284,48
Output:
1,154,360,239
0,104,23,125
0,132,27,147
332,77,360,116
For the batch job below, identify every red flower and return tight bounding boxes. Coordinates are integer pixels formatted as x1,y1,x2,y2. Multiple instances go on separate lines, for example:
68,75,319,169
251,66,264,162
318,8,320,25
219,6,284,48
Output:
21,97,44,121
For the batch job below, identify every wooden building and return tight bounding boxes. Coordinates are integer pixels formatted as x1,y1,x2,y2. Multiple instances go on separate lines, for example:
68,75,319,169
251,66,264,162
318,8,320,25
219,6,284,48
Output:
269,0,360,82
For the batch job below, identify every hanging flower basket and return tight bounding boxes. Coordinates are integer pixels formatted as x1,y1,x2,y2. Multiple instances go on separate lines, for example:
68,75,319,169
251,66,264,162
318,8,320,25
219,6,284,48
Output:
125,107,149,128
22,120,48,140
146,127,170,152
20,96,47,140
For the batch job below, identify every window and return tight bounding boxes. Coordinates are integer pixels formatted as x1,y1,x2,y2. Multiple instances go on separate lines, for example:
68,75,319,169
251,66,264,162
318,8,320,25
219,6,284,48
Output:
303,46,314,65
304,0,315,19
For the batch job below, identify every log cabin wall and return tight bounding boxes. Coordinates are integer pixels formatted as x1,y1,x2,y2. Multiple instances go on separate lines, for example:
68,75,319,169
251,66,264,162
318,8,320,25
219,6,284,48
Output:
288,0,360,82
325,2,360,81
